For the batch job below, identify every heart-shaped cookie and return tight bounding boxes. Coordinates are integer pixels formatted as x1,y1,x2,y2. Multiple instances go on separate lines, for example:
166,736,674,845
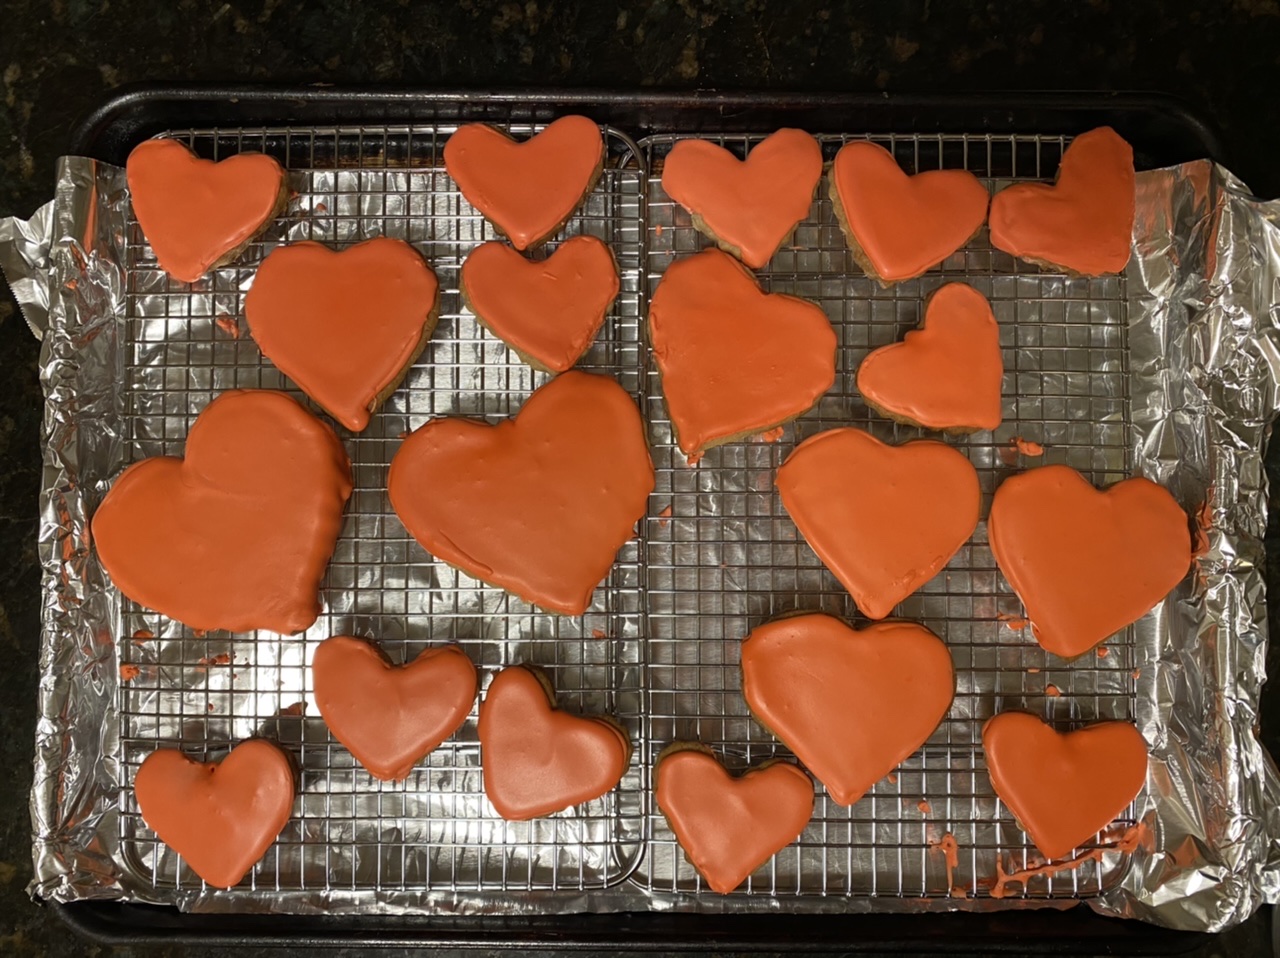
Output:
244,238,440,432
989,465,1190,658
829,140,988,284
312,636,478,781
655,745,814,894
460,235,619,373
389,370,654,615
127,138,286,283
989,126,1135,275
445,116,605,250
478,665,631,820
741,614,954,805
134,738,296,888
857,282,1003,432
649,248,837,456
983,712,1148,860
776,428,980,619
662,128,823,269
92,390,352,634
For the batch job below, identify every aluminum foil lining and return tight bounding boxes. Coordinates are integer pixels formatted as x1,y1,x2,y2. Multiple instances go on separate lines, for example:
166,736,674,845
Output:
4,143,1280,932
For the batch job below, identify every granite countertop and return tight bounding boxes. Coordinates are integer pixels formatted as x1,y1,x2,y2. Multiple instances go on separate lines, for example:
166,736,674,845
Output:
3,2,1280,955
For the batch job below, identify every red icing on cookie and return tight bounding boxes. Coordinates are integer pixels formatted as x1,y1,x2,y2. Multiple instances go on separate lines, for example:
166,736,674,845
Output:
312,636,477,781
478,665,630,820
444,116,605,250
988,465,1191,658
649,248,837,456
92,390,352,634
655,747,813,894
245,238,440,432
741,614,954,805
126,139,284,283
983,712,1147,860
662,129,823,269
989,127,1135,275
388,371,654,615
830,141,988,282
776,428,980,619
856,282,1003,432
460,235,618,373
134,739,295,888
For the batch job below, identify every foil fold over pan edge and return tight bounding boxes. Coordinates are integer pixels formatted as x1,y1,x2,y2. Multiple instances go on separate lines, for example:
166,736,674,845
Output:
3,154,1280,929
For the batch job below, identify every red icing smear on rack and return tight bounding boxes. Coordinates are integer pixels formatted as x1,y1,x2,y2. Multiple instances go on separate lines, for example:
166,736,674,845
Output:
1013,437,1044,456
1045,684,1062,697
657,505,673,528
759,426,785,442
929,832,959,892
119,663,141,681
215,314,240,338
988,822,1149,899
996,612,1029,631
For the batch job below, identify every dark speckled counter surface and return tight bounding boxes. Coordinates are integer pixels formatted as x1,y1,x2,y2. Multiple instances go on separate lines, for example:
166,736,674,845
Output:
3,2,1280,955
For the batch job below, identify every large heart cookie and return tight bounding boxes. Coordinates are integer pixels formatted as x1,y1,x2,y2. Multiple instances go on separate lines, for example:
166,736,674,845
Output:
989,126,1135,275
741,614,954,805
649,248,837,456
389,371,654,615
460,235,619,373
655,745,814,894
989,465,1190,658
478,664,631,820
92,390,352,634
312,636,477,781
828,140,988,284
445,116,605,250
134,739,296,888
662,128,823,269
857,282,1003,432
776,428,980,619
245,238,440,432
983,712,1148,860
127,138,286,283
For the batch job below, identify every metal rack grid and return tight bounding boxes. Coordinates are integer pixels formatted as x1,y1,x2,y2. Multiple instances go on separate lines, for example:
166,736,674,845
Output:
112,123,649,894
636,132,1138,900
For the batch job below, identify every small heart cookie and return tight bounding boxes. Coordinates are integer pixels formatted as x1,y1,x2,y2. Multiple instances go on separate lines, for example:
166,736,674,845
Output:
92,390,352,634
655,745,814,894
312,636,478,781
134,739,296,888
989,465,1190,658
662,128,823,269
857,282,1003,432
983,712,1148,860
445,116,605,250
460,235,619,373
776,428,980,619
649,248,837,456
741,614,954,805
245,238,440,432
478,665,631,820
989,127,1135,275
127,138,286,283
828,140,988,284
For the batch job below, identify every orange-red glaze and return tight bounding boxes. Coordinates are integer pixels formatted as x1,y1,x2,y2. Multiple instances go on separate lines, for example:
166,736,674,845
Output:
478,665,630,820
444,116,604,250
776,428,980,619
134,739,295,888
983,712,1147,860
856,282,1003,431
245,238,440,432
92,390,352,634
741,614,954,806
461,235,618,372
989,127,1135,275
127,139,284,283
649,248,837,456
655,748,813,894
830,141,988,282
662,129,823,269
388,371,654,615
312,636,478,781
989,465,1191,658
